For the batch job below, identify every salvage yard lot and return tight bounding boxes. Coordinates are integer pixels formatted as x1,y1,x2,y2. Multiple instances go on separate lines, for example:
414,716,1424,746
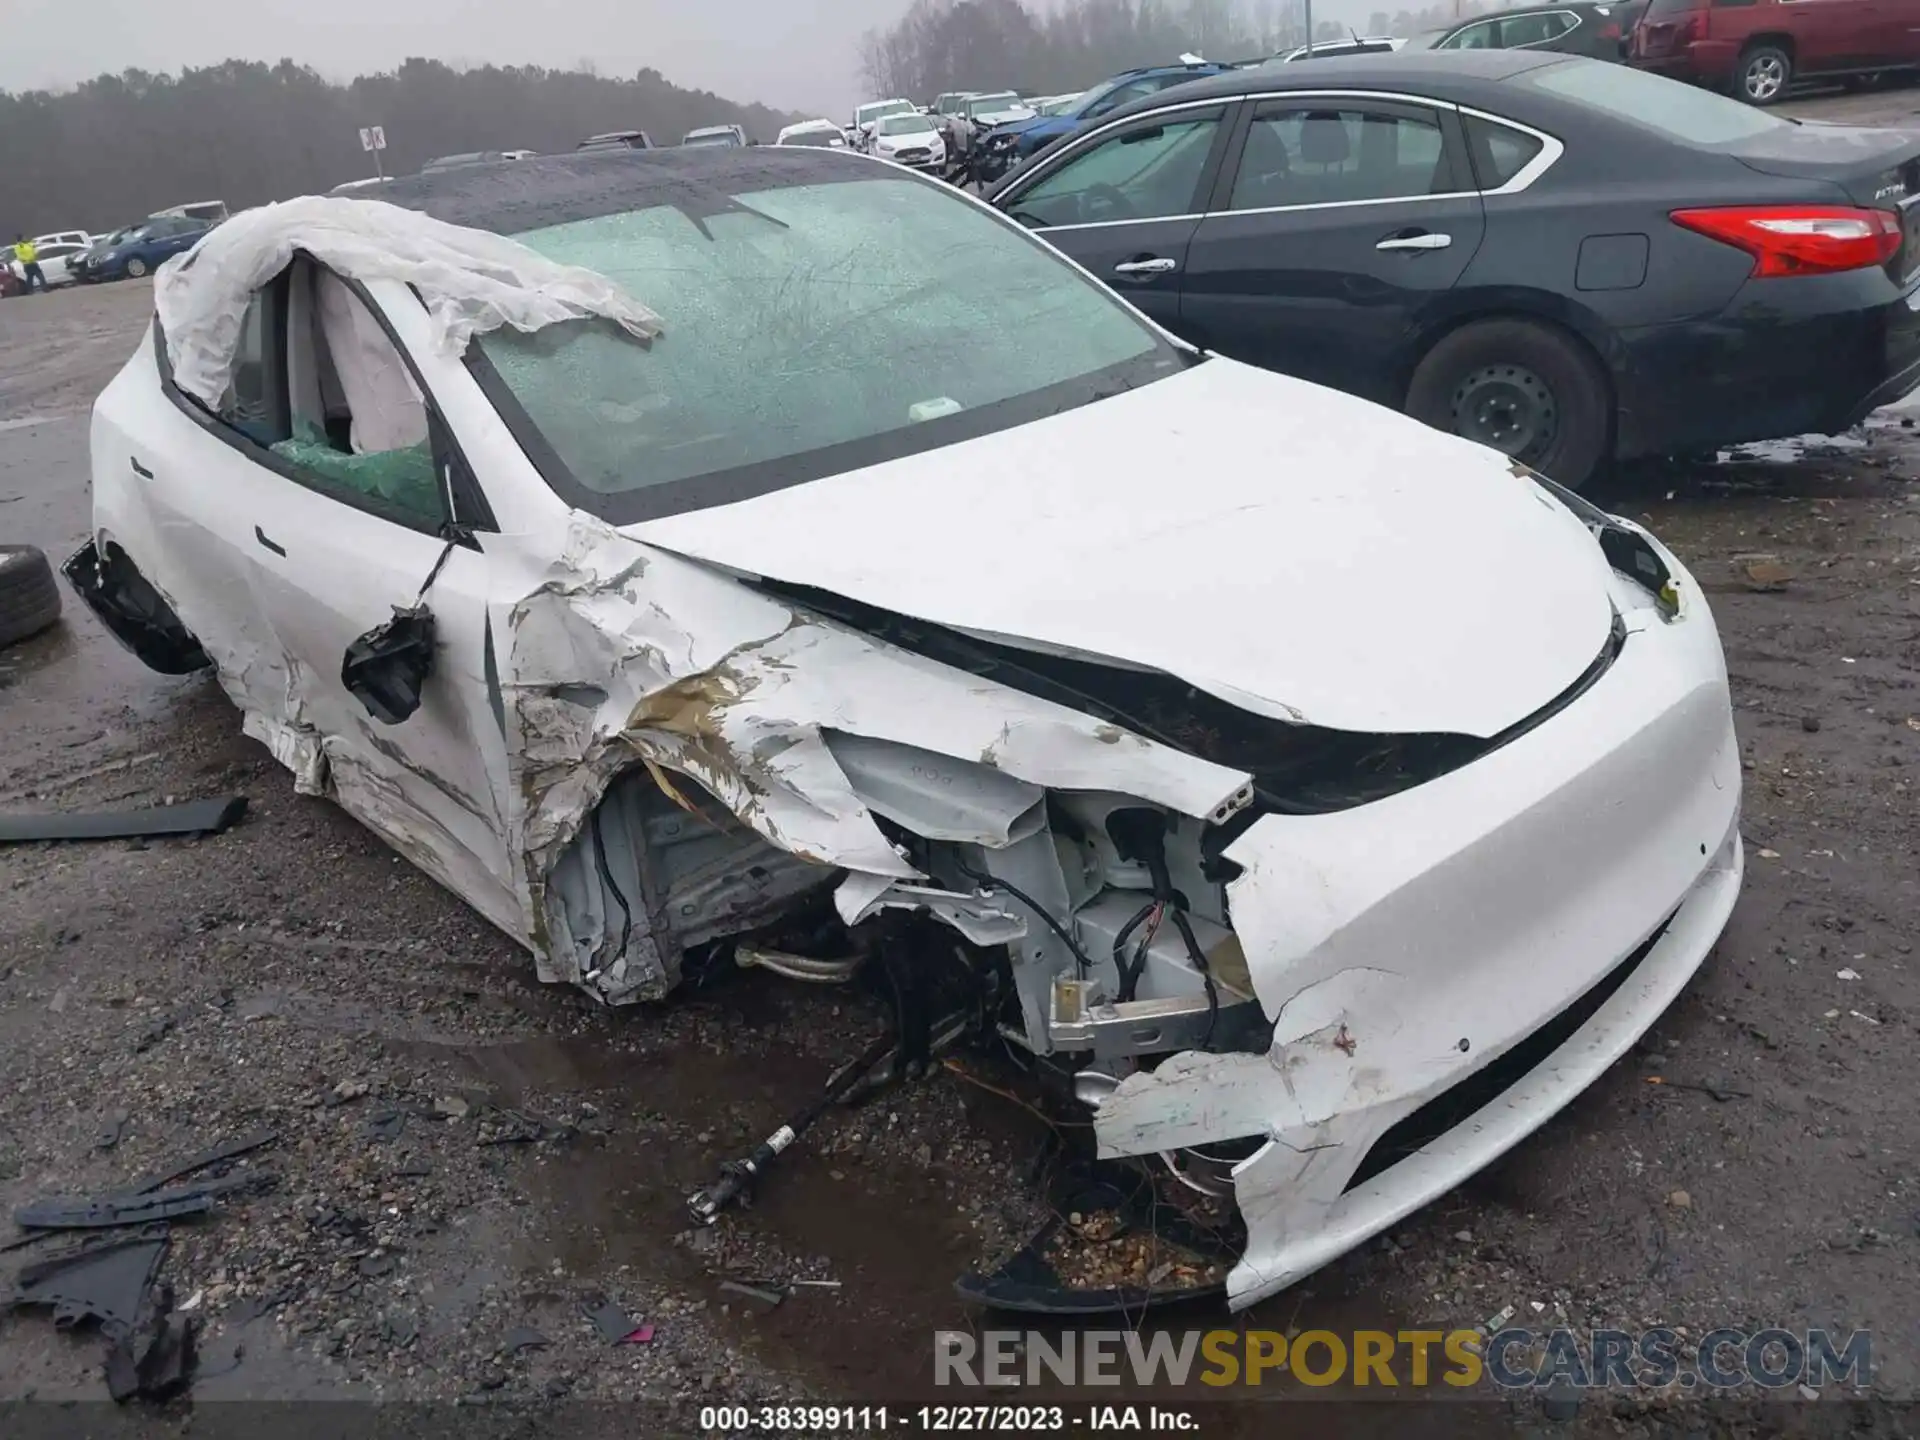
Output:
2,98,1918,1424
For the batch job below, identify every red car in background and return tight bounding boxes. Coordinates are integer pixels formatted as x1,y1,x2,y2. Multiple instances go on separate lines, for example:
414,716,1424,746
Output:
1632,0,1920,103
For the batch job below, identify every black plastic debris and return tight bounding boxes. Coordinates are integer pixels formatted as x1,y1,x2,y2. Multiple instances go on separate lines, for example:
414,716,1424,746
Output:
363,1108,407,1142
5,1230,168,1334
105,1309,198,1403
502,1326,549,1354
342,605,436,725
358,1254,397,1278
95,1113,130,1151
15,1187,217,1231
0,796,247,846
581,1299,652,1345
226,1284,297,1327
112,1126,278,1198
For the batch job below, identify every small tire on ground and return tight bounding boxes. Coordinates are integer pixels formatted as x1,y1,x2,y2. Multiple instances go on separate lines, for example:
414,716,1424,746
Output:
1404,317,1612,492
1737,43,1794,104
0,544,64,650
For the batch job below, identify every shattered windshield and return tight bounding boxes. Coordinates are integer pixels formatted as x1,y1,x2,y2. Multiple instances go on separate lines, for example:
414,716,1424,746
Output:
473,171,1182,523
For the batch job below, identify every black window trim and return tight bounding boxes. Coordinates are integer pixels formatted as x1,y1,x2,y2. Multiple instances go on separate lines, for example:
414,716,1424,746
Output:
1207,95,1473,215
152,256,496,544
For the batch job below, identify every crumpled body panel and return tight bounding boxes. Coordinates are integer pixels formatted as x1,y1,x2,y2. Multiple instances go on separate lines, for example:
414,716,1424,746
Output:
496,516,1256,1001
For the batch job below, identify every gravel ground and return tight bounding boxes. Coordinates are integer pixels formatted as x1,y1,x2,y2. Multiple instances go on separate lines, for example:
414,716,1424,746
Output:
3,105,1919,1431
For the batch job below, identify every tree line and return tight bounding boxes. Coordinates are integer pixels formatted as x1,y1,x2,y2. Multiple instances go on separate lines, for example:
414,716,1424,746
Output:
859,0,1490,101
0,58,801,237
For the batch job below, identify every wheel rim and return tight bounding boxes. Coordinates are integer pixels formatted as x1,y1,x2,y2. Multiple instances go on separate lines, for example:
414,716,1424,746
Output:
127,259,146,277
1746,54,1785,100
1449,363,1559,463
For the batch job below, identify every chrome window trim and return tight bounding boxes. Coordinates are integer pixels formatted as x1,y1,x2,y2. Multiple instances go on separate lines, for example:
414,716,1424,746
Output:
999,96,1236,198
1009,88,1566,234
1454,104,1565,194
1438,8,1582,49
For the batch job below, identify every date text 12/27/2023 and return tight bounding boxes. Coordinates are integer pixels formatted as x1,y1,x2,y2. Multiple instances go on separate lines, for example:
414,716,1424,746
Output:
698,1405,1203,1432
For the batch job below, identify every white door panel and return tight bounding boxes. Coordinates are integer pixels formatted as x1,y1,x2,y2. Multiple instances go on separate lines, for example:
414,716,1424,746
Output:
242,473,519,933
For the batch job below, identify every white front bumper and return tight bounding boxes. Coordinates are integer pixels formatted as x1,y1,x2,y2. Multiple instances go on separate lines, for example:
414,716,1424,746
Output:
1092,555,1744,1312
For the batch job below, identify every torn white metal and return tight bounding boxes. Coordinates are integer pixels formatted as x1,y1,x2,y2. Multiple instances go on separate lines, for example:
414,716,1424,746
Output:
153,195,663,409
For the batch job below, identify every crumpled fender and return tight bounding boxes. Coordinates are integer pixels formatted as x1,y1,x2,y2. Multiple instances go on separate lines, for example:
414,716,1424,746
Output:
493,515,1256,996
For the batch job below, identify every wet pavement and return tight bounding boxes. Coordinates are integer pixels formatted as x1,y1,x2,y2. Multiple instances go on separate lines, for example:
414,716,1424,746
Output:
4,149,1920,1432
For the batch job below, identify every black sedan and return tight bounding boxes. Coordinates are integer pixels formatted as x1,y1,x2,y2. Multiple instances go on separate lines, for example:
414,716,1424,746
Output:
985,50,1920,488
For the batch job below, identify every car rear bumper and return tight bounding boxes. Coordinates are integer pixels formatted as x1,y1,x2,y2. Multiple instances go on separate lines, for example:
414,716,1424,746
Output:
1613,267,1920,456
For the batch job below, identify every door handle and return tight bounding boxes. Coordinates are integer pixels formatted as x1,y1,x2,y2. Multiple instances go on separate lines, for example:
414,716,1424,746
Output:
1113,256,1179,277
254,525,286,557
1376,232,1452,252
130,457,153,479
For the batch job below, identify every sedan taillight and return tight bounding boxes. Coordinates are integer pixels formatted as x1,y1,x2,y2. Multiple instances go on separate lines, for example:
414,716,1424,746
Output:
1671,205,1902,277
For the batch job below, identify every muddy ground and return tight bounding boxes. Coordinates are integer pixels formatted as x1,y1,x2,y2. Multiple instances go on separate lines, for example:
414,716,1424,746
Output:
2,96,1918,1433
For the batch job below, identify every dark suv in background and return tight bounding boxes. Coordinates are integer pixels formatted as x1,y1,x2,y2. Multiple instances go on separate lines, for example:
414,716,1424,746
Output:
1632,0,1920,103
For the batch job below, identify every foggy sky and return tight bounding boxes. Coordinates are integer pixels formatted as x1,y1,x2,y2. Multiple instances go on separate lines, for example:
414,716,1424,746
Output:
0,0,923,118
2,0,1382,116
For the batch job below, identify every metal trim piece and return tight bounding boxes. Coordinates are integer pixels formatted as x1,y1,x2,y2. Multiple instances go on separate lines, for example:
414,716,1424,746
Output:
1454,104,1566,195
1009,87,1566,235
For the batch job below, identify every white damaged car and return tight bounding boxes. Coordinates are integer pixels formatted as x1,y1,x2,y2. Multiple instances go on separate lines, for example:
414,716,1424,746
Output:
67,146,1742,1312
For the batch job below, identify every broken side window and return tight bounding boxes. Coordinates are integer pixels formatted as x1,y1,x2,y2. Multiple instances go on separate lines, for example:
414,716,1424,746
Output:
272,267,444,529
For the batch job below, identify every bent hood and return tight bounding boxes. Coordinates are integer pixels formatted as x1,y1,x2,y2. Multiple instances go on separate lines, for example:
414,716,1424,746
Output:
627,357,1618,740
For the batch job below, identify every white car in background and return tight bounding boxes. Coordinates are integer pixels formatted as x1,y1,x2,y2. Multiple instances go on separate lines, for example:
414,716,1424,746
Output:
775,119,848,149
961,91,1036,127
851,97,917,150
683,124,749,148
1270,35,1407,62
867,112,947,170
71,148,1740,1316
7,231,96,288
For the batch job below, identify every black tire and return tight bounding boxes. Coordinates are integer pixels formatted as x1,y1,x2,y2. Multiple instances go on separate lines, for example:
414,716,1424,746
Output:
1736,43,1793,104
0,544,63,649
1405,318,1612,491
125,256,149,279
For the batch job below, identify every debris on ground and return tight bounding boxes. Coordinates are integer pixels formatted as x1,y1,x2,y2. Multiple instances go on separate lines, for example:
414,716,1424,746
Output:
112,1127,278,1197
1043,1217,1228,1292
0,795,248,845
502,1326,549,1354
4,1230,167,1332
1736,553,1795,591
104,1306,197,1403
581,1298,653,1345
1,1129,279,1401
718,1280,785,1308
